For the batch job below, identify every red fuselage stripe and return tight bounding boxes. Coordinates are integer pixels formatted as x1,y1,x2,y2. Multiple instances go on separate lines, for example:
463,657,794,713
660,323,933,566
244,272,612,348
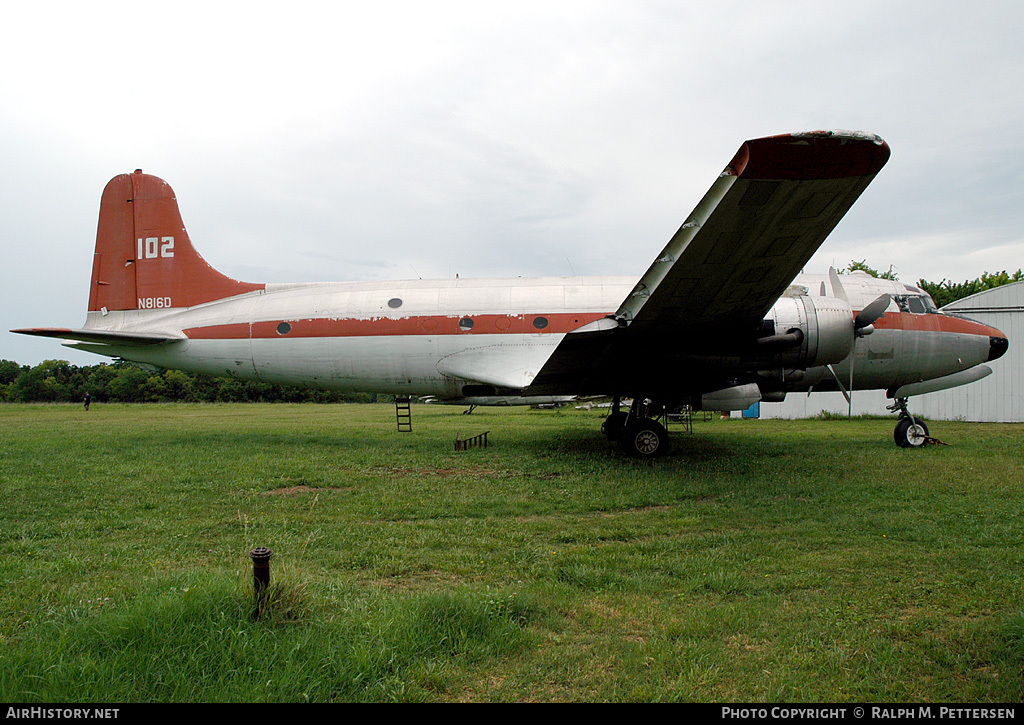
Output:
183,312,610,340
181,310,1001,341
870,311,1003,337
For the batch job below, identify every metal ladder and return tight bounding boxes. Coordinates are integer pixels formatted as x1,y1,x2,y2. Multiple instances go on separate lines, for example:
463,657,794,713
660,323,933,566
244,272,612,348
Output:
395,396,412,432
665,406,694,434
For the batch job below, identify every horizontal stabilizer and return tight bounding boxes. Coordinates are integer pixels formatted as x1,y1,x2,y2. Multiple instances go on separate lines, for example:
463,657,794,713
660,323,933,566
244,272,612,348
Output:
11,327,183,346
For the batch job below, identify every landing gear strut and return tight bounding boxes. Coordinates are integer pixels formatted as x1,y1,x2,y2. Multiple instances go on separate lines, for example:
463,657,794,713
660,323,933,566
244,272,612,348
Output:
601,396,627,439
887,397,931,448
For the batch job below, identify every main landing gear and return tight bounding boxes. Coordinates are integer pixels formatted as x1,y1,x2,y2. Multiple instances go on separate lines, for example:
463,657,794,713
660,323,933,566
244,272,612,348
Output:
602,397,670,458
886,397,941,448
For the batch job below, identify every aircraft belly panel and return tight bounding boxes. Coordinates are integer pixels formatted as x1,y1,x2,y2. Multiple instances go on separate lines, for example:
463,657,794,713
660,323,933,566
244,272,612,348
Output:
249,336,447,394
246,334,558,396
116,339,257,380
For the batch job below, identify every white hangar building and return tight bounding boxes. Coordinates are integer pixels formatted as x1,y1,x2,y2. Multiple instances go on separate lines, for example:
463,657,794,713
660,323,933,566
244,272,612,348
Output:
761,281,1023,423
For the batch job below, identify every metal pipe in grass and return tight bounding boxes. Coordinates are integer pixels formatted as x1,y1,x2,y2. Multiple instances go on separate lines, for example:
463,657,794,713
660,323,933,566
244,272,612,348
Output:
248,547,273,620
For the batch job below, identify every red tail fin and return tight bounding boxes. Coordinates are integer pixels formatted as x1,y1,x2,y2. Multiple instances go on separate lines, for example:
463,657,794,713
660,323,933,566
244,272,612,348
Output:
88,170,264,312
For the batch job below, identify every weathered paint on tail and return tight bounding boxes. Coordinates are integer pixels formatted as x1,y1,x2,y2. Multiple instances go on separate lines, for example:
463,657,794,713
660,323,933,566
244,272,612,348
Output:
88,170,264,312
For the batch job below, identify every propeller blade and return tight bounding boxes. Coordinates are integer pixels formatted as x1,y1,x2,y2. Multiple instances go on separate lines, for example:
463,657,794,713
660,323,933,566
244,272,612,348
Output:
849,341,855,419
829,267,848,301
826,364,851,404
855,294,890,330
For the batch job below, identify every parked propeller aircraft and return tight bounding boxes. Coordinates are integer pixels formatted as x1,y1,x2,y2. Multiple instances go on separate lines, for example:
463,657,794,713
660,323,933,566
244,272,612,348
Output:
13,130,1008,456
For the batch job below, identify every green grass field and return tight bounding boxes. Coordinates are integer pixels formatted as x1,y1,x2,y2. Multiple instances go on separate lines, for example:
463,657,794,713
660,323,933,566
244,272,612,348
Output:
1,402,1022,702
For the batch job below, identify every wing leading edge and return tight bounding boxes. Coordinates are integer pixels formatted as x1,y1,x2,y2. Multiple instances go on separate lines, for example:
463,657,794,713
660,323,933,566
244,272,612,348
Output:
618,130,890,334
526,129,890,395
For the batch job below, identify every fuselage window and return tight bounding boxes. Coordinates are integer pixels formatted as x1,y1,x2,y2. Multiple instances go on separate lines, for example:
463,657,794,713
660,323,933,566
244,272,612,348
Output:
459,317,474,330
388,298,403,309
533,316,549,330
277,322,292,335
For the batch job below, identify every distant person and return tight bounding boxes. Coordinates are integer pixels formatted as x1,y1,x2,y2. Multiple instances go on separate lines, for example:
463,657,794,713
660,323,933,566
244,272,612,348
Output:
84,392,91,411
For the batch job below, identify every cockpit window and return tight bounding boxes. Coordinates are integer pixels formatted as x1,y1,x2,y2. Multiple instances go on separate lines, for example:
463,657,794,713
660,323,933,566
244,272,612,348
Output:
894,294,937,314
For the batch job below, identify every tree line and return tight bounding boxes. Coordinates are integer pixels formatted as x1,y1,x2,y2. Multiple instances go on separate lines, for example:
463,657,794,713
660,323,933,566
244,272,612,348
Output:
844,260,1023,307
4,266,1019,404
0,359,382,404
917,269,1024,308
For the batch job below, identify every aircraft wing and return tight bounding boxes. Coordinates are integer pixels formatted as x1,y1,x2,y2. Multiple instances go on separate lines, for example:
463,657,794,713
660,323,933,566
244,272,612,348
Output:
526,129,890,395
617,130,889,334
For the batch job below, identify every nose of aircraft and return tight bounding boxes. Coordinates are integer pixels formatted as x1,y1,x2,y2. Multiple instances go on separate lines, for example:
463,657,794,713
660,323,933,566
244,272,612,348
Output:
989,335,1009,361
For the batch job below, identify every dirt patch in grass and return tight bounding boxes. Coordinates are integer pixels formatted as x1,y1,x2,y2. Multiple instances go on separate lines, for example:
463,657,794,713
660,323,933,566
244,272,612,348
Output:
369,569,464,591
364,465,512,478
262,484,355,495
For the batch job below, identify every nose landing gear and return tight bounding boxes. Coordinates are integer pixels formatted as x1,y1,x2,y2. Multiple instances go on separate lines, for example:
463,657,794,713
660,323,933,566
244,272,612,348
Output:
893,415,930,448
887,397,946,448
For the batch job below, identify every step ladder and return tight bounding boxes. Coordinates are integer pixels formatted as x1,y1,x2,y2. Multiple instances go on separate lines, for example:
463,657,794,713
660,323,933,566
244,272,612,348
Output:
395,396,412,432
665,406,693,435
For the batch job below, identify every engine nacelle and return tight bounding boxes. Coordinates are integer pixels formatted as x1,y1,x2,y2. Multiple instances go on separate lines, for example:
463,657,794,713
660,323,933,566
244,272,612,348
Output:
763,295,855,368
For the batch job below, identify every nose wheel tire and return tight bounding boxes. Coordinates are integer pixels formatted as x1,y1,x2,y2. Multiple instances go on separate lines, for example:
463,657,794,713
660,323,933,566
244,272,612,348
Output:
618,418,669,458
894,417,929,448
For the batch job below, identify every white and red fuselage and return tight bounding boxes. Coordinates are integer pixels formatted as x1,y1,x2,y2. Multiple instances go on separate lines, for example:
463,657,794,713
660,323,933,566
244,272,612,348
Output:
14,134,1008,426
64,269,1004,404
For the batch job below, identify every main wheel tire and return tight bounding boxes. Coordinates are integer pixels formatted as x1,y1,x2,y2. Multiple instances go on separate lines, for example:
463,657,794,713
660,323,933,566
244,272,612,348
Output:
894,417,929,448
618,418,669,458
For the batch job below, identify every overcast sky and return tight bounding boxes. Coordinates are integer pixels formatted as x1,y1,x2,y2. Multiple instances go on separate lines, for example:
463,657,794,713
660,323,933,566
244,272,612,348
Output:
3,0,1023,365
